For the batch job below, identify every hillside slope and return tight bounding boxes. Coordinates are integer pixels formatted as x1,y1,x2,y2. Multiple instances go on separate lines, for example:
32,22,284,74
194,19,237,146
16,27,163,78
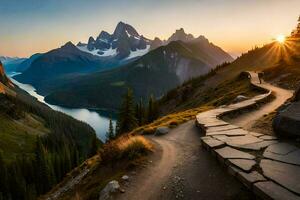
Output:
0,61,100,199
159,37,300,114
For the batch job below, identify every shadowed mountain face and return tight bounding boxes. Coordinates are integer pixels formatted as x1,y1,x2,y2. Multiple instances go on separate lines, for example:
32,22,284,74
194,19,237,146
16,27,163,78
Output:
14,42,105,86
44,40,233,110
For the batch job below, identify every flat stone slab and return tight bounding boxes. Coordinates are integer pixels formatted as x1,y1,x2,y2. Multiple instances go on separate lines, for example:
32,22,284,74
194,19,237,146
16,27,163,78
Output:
207,129,248,136
230,140,278,151
215,146,255,160
260,159,300,195
263,149,300,165
254,181,300,200
204,121,229,128
206,124,240,133
237,171,266,189
249,132,264,137
223,135,263,146
265,143,298,155
228,159,256,172
259,135,278,140
201,137,225,149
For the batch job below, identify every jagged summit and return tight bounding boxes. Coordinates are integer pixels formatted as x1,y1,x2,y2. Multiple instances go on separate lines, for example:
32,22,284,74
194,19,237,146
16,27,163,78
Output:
167,28,195,43
77,22,151,59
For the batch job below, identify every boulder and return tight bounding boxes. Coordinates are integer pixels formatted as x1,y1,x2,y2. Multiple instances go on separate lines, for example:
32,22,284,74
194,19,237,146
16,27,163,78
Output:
121,175,129,181
273,102,300,137
154,127,170,136
99,180,120,200
232,95,249,103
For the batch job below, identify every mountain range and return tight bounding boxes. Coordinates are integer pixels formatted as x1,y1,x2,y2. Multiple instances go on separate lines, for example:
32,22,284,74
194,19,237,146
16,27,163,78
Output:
13,21,233,110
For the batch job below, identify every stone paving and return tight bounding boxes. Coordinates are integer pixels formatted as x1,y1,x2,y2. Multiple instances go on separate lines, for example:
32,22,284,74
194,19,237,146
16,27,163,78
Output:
196,72,300,199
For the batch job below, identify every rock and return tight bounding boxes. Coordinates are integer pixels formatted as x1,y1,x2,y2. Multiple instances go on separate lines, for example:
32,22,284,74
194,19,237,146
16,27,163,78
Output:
263,147,300,165
215,146,255,161
218,134,263,146
254,181,300,200
206,124,240,133
259,135,277,140
273,102,300,137
264,142,298,155
120,189,126,193
201,137,225,149
237,171,266,189
233,95,249,103
207,128,248,136
154,127,170,136
260,159,300,195
228,159,256,172
229,140,278,151
99,180,120,200
122,175,129,181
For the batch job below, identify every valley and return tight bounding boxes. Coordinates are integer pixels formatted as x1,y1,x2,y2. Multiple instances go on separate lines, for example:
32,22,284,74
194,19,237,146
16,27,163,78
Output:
8,72,116,142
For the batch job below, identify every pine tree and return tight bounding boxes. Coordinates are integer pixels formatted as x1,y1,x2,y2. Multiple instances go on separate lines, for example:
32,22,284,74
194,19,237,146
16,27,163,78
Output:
34,137,50,194
106,118,115,142
0,153,8,197
135,98,145,126
116,88,138,135
147,95,158,123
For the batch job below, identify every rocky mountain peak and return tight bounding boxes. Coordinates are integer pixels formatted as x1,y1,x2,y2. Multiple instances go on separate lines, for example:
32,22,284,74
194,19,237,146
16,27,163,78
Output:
61,41,76,49
113,21,140,39
97,31,112,41
167,28,195,43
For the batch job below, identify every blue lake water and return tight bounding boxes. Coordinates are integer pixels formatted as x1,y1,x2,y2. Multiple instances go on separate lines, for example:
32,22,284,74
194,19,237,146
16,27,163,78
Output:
8,72,116,142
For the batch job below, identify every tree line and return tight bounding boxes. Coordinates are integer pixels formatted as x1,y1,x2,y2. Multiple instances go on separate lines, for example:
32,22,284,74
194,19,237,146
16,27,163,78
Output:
106,88,159,141
0,93,99,200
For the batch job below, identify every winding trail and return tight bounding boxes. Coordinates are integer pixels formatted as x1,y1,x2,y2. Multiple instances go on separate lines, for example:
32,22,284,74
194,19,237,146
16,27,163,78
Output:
226,72,293,129
117,121,253,200
116,72,293,200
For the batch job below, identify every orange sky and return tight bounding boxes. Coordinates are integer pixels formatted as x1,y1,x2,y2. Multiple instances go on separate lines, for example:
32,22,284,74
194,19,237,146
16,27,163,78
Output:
1,0,299,58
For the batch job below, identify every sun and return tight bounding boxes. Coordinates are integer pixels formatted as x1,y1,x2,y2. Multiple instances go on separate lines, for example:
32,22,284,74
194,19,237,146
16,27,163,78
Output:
276,34,286,43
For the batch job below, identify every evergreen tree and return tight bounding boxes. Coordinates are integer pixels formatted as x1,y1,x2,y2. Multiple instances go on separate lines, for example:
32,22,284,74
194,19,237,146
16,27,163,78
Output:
116,88,138,135
135,98,145,126
0,153,8,198
106,118,115,142
147,95,158,123
34,137,50,194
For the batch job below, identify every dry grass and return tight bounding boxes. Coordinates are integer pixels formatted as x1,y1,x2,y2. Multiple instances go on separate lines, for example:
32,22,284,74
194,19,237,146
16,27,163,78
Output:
130,106,213,135
116,135,153,152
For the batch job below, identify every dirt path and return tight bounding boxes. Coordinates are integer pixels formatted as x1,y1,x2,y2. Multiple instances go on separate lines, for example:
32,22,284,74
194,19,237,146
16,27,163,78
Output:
226,72,293,129
116,72,292,200
117,121,253,200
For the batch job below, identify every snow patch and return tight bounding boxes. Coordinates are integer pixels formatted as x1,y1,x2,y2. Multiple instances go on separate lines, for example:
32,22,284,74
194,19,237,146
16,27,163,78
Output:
125,45,150,60
77,45,117,57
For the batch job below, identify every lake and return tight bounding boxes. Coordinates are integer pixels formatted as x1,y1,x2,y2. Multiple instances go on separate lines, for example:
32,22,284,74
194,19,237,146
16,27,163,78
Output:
8,72,116,142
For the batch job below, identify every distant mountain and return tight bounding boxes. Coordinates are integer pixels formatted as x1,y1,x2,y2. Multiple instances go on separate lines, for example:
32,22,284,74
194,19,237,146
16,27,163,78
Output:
167,28,195,43
44,39,233,110
0,56,21,63
77,21,152,59
15,22,233,109
14,42,106,88
15,53,42,72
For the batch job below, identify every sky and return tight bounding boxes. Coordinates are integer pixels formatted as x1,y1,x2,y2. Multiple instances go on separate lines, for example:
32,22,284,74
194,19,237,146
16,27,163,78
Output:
0,0,300,58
